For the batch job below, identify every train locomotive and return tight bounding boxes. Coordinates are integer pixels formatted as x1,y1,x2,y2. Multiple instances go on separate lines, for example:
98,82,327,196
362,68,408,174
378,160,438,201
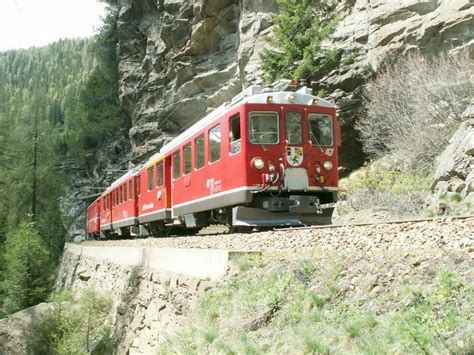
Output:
86,81,341,238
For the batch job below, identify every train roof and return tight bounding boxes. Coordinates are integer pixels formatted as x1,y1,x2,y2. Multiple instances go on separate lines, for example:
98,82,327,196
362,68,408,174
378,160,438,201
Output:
158,84,334,155
104,164,143,194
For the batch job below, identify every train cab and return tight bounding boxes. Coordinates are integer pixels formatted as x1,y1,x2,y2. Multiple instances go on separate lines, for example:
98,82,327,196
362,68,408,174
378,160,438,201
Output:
164,83,341,229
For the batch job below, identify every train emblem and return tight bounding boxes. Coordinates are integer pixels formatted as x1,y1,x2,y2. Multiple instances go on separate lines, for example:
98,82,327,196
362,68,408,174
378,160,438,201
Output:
286,146,304,166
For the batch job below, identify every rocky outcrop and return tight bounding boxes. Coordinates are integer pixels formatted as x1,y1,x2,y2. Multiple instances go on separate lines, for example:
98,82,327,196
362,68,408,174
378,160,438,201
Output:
430,113,474,215
54,250,216,353
328,0,474,170
0,303,53,354
117,0,277,163
116,0,474,170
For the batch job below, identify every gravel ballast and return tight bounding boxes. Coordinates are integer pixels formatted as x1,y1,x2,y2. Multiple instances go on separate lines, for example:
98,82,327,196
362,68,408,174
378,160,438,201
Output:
81,217,474,252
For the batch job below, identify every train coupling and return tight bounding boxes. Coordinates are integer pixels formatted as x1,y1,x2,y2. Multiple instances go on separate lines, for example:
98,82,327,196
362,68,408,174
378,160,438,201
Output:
289,195,323,214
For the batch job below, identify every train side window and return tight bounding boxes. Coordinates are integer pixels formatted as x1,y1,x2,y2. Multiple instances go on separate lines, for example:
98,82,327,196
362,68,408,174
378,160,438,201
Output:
229,114,241,154
209,124,221,163
156,161,163,186
195,134,205,169
286,112,302,145
129,180,133,199
184,143,192,175
148,166,154,191
119,186,123,204
173,150,181,179
123,184,127,202
308,114,333,146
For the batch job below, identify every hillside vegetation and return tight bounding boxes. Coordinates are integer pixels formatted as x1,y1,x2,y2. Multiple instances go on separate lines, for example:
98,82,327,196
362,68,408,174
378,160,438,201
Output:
159,251,473,354
0,2,127,316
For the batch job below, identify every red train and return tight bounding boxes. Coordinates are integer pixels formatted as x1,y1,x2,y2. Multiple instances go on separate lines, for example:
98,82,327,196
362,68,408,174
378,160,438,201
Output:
86,81,341,238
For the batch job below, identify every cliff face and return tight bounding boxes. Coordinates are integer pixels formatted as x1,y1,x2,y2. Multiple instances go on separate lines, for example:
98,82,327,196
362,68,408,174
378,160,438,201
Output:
117,0,277,163
116,0,473,168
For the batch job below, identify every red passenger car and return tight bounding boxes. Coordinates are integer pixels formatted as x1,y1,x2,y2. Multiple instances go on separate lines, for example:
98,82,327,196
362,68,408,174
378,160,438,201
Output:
100,167,141,237
137,154,172,236
86,197,101,238
87,81,341,237
158,83,340,231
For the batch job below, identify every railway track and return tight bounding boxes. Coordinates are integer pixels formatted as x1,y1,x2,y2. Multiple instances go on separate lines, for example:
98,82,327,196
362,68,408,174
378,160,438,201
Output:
81,215,474,253
168,214,474,237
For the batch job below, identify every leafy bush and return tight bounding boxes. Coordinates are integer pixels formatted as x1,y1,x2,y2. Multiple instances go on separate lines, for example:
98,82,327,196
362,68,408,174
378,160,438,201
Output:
29,289,114,354
357,52,473,171
339,161,432,217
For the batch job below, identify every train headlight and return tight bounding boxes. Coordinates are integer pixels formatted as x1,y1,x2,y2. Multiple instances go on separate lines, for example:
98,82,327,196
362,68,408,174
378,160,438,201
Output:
252,158,265,170
323,161,333,171
288,93,296,103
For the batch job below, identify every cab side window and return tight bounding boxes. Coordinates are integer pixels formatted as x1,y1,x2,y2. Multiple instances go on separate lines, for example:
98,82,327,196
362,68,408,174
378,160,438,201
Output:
229,114,241,154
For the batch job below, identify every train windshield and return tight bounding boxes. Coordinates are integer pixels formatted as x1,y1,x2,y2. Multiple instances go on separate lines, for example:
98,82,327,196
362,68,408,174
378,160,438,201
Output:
308,114,333,146
285,112,302,145
249,111,279,144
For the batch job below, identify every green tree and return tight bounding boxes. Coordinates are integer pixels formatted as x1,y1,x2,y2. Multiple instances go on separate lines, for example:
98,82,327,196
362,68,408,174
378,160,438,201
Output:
1,221,52,315
260,0,342,84
65,0,130,168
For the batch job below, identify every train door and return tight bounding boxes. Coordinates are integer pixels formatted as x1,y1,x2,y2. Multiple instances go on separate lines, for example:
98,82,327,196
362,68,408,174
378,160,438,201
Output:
282,107,309,190
164,156,172,212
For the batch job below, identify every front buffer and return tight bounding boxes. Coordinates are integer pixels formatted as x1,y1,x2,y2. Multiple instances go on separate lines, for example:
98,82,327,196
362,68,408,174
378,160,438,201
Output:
231,193,335,227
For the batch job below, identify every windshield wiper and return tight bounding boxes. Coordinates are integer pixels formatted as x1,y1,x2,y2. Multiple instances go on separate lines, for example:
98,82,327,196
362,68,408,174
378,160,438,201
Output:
309,130,325,153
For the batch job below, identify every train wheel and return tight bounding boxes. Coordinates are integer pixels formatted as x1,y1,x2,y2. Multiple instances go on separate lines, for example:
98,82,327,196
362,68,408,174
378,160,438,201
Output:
228,225,253,234
149,222,169,238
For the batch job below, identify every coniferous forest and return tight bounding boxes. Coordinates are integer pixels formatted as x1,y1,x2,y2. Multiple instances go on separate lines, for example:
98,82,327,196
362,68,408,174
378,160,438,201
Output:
0,4,126,315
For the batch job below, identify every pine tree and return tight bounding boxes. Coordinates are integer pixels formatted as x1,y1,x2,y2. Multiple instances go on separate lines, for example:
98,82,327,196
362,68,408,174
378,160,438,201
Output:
260,0,341,84
1,221,52,315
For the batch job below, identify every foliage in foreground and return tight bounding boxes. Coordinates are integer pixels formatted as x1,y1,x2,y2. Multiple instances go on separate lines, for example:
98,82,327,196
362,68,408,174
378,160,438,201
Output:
357,51,473,171
29,289,114,354
158,253,473,354
1,221,52,315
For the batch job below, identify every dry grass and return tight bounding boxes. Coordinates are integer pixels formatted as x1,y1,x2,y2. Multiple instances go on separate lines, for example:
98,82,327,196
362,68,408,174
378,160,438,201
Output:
357,51,473,171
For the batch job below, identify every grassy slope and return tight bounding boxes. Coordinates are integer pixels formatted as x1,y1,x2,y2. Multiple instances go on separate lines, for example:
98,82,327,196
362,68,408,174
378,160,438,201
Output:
158,250,473,354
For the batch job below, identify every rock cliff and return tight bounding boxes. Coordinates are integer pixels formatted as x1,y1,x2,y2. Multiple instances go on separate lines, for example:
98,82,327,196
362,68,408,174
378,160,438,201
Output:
116,0,474,169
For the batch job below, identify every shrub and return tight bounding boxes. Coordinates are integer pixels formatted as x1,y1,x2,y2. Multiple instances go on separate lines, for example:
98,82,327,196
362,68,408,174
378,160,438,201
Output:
357,52,473,171
339,160,432,217
29,289,114,353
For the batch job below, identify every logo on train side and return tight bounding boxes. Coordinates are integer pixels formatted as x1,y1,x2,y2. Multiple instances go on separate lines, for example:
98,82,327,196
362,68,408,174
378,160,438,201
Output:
142,203,154,211
206,178,222,194
286,146,304,167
